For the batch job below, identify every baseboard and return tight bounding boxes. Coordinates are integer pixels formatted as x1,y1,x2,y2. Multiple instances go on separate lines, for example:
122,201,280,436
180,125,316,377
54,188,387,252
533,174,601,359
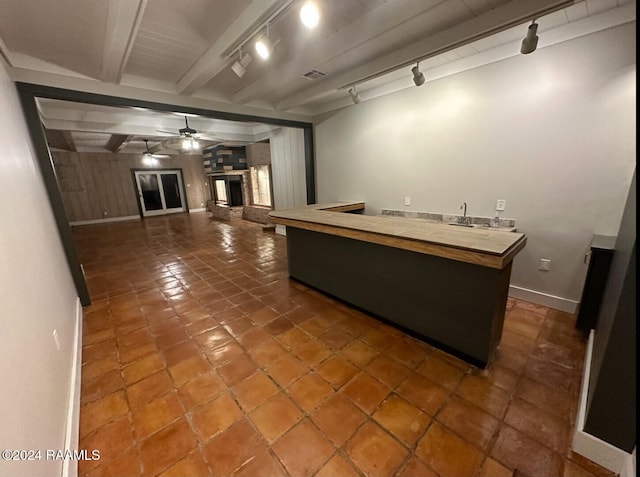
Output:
572,330,631,474
275,225,287,236
189,208,206,213
621,449,636,477
61,299,83,477
508,285,578,313
70,215,140,226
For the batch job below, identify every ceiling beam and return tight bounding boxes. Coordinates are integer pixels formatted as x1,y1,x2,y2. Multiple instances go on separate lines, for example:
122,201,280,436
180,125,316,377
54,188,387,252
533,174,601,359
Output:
44,129,72,151
276,0,574,111
176,0,281,96
101,0,147,84
232,0,442,105
105,134,133,152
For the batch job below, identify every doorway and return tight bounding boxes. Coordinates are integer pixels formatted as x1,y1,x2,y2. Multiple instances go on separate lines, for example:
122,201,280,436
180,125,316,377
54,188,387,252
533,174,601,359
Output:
134,170,186,217
17,82,315,306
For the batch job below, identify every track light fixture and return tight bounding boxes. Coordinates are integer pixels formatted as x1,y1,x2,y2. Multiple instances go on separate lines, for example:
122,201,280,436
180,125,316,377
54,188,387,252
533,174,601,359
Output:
255,23,273,60
348,86,361,104
412,63,425,86
300,1,320,28
231,46,252,78
520,19,539,54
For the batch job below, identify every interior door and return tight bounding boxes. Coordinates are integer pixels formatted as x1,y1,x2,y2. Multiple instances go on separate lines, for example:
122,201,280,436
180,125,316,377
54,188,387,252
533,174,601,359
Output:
134,170,186,217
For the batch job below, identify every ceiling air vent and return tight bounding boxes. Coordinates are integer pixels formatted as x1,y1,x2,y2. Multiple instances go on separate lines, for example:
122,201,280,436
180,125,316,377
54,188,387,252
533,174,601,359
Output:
301,69,326,80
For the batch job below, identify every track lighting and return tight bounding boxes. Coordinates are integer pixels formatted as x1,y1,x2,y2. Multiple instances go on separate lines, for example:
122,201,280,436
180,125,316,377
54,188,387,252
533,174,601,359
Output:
300,1,320,28
231,47,252,78
255,23,273,60
520,20,539,54
348,86,361,104
412,63,425,86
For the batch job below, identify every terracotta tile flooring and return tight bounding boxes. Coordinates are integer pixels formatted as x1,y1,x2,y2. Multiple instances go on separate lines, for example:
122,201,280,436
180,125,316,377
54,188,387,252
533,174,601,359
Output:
75,213,616,477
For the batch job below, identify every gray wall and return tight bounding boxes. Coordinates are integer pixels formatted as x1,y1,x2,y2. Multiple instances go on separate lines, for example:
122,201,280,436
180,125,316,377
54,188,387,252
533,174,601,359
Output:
313,23,636,307
584,169,635,452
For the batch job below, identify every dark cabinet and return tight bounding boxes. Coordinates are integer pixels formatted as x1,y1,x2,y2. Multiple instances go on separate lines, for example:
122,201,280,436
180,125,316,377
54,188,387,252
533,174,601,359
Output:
576,234,616,331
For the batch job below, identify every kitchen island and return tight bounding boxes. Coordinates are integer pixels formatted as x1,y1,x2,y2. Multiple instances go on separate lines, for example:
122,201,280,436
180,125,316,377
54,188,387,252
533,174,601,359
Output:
268,201,527,367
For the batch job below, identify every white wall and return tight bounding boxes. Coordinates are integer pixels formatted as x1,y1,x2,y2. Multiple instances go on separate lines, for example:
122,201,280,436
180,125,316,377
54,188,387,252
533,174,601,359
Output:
270,127,307,211
314,23,636,305
0,59,79,475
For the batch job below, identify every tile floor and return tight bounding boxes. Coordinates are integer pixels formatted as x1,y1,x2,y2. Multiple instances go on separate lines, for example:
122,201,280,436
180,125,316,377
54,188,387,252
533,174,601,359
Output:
75,213,615,477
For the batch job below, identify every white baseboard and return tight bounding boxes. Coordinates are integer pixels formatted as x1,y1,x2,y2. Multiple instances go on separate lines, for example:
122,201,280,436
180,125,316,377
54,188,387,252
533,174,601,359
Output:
275,225,287,236
61,299,83,477
189,208,206,213
70,215,140,226
508,285,578,313
621,448,636,477
572,330,632,474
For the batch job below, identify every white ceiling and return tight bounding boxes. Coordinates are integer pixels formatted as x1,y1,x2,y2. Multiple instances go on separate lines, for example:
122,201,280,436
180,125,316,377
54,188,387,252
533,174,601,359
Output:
0,0,635,153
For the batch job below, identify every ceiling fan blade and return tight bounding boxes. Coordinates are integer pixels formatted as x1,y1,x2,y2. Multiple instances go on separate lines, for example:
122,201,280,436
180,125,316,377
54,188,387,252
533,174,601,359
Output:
156,129,180,135
151,153,170,158
193,133,222,141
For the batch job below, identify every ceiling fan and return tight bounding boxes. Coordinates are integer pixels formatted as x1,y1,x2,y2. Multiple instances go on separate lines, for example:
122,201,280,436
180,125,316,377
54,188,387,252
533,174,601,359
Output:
142,139,170,160
156,116,220,151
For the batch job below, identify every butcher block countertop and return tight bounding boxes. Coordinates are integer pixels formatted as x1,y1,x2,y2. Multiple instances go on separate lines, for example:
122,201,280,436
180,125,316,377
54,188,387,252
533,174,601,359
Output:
268,201,527,269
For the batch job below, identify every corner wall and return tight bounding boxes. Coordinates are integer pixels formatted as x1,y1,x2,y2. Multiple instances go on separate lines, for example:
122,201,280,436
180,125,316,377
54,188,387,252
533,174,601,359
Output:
314,22,636,305
585,169,635,451
0,59,79,475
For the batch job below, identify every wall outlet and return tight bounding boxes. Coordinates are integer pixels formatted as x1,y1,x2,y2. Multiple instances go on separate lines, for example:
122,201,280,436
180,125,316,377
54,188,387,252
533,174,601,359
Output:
404,196,411,206
496,199,506,211
539,259,551,271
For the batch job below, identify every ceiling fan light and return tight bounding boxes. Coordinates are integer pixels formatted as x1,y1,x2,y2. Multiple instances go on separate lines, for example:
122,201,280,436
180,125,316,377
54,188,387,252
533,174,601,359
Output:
182,138,193,150
300,1,320,28
191,139,200,150
255,37,272,60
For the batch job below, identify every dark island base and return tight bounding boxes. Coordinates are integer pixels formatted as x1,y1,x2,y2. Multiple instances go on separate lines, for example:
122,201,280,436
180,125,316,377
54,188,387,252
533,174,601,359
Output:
289,276,490,368
285,227,512,367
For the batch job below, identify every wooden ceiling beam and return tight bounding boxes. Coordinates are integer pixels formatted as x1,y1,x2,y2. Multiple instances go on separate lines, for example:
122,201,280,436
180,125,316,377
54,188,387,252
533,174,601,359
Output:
101,0,147,84
106,134,133,152
176,0,281,96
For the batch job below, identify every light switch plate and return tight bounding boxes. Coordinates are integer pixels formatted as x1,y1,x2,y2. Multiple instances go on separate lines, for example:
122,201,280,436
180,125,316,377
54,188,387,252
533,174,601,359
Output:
404,196,411,206
539,259,551,271
496,199,506,211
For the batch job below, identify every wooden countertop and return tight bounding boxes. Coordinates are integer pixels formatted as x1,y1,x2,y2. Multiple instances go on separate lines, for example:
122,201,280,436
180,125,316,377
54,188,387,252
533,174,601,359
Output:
268,201,526,269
